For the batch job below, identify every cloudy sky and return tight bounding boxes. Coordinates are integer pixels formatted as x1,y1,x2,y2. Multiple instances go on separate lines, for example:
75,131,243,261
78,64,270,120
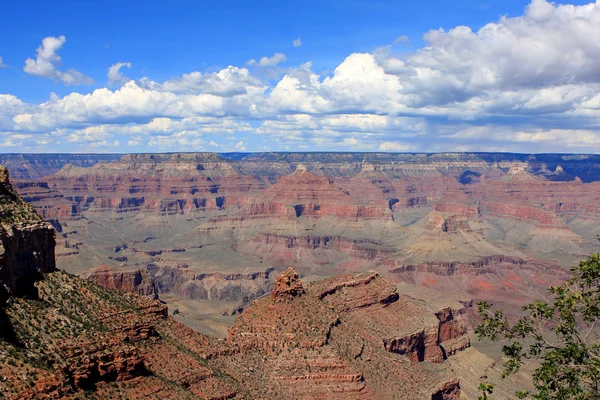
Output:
1,0,599,153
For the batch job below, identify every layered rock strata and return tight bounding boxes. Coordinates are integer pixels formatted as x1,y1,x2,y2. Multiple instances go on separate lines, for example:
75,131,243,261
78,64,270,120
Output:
8,152,598,318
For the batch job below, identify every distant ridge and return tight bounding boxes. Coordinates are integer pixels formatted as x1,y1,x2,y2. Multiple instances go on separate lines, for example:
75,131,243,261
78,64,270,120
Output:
2,152,600,181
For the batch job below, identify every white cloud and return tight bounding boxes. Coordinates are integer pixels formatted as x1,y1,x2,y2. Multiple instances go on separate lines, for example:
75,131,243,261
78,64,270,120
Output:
3,1,600,153
376,0,600,109
159,66,266,96
249,53,287,67
127,137,141,146
393,36,409,45
0,57,6,68
379,141,413,151
108,62,131,85
0,95,30,131
23,36,93,85
88,140,120,148
293,38,302,47
268,53,404,115
450,125,600,148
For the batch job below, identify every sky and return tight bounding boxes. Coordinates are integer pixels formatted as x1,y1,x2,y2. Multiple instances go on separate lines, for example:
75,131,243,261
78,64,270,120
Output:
1,0,599,153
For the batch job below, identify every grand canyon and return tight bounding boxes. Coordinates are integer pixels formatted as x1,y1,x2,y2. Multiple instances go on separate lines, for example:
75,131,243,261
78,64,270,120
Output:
1,152,599,399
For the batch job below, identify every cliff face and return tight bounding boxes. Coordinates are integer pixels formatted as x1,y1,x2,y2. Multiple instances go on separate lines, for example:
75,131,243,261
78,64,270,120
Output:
0,165,56,297
85,264,157,297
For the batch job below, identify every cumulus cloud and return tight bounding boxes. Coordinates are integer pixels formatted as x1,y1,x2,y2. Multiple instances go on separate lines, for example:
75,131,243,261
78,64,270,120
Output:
293,38,302,47
0,95,30,131
108,62,131,85
376,0,600,109
23,36,93,85
3,1,600,152
267,53,405,115
159,66,266,96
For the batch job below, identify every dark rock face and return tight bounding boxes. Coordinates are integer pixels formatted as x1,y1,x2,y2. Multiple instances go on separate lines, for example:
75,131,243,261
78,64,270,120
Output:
0,223,56,296
0,165,56,297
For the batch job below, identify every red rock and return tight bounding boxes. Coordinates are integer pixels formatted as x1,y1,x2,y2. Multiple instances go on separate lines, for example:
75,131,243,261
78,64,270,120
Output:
86,264,157,296
431,377,461,400
271,267,305,303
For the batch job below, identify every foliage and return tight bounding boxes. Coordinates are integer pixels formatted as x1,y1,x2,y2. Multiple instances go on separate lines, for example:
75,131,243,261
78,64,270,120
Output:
476,249,600,399
478,383,495,400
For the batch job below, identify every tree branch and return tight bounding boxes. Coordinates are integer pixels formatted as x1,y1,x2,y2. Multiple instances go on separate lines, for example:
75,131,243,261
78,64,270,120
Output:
584,316,598,343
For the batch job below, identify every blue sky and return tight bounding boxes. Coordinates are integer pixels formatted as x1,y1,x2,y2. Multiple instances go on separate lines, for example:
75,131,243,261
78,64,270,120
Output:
1,0,599,153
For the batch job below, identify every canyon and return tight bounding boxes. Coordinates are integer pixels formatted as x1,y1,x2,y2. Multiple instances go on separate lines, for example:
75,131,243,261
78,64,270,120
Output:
0,167,526,398
2,152,595,398
6,152,597,324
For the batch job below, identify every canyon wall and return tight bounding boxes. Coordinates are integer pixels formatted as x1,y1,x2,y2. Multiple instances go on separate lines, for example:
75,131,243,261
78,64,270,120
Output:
7,152,599,313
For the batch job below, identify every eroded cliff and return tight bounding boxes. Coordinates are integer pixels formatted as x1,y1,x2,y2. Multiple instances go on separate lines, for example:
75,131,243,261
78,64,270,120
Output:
0,165,56,298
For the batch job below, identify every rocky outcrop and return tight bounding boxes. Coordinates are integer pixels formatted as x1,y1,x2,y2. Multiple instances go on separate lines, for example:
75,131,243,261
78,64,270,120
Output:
149,264,275,302
262,167,391,220
381,306,470,363
243,233,390,264
0,165,56,297
86,264,157,296
441,215,471,233
271,267,305,303
383,327,444,363
431,377,462,400
13,180,81,226
483,202,573,229
501,164,537,182
233,270,471,365
224,269,473,398
317,272,399,311
64,345,148,390
389,255,569,283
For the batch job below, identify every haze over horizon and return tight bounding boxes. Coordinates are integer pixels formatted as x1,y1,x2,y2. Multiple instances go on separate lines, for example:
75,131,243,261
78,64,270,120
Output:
1,0,600,154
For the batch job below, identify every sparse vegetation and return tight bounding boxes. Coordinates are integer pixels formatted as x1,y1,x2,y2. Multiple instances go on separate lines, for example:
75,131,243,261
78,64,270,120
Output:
477,246,600,399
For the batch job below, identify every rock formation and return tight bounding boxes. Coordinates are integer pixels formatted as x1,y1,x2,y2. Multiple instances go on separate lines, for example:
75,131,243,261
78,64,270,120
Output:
0,166,56,297
271,267,305,302
223,269,485,398
85,264,157,296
